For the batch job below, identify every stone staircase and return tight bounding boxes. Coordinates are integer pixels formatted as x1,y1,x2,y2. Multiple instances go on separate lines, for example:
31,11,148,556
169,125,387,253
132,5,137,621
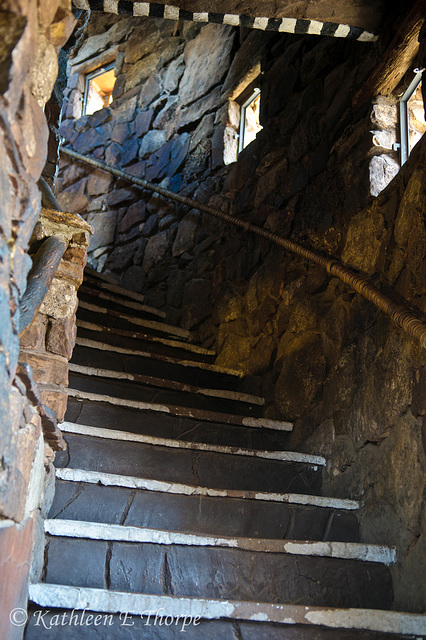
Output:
25,268,426,639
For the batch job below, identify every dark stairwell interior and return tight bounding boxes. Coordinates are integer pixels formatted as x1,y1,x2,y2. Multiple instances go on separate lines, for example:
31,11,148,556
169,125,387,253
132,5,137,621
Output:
0,1,425,639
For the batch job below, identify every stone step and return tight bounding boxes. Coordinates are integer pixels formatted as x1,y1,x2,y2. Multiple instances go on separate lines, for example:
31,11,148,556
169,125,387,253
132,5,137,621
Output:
26,586,426,639
77,302,191,341
68,369,264,416
66,384,292,431
79,284,166,318
65,395,292,450
84,266,124,287
50,475,359,541
45,519,395,563
60,422,322,464
55,431,321,495
42,535,393,608
84,273,145,303
72,338,252,392
54,468,358,510
77,320,217,363
69,362,265,410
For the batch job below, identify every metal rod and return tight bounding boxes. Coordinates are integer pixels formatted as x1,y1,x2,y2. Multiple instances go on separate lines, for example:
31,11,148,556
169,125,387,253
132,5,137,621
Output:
60,146,426,348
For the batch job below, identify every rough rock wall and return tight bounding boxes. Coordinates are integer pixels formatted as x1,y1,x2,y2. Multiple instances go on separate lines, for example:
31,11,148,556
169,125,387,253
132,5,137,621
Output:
0,2,76,637
57,15,236,327
209,32,426,611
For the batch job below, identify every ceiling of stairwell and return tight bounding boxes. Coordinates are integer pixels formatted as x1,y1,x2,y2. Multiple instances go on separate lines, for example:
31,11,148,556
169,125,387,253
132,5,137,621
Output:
96,0,386,32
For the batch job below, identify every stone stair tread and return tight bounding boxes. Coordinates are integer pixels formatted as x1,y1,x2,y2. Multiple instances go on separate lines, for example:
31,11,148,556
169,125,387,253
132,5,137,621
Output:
78,301,191,340
60,421,323,464
50,477,360,541
79,283,166,318
84,275,146,304
27,585,426,638
67,368,263,415
54,468,358,510
44,519,395,564
68,363,265,407
65,386,293,430
42,535,393,608
56,431,320,494
73,337,247,391
77,320,217,361
65,396,292,450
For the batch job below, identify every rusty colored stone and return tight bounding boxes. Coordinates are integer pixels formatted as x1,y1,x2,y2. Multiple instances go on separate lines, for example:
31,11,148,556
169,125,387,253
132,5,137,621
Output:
19,314,47,350
39,388,68,422
46,316,77,359
19,350,69,387
0,518,34,640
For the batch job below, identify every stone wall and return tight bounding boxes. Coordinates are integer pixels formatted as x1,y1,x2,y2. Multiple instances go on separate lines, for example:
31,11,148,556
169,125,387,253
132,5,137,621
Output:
207,29,426,612
55,9,425,610
57,15,236,329
0,2,77,638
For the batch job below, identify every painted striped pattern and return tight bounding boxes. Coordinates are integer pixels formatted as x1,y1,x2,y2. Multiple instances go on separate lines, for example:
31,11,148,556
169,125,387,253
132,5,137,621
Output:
72,0,377,41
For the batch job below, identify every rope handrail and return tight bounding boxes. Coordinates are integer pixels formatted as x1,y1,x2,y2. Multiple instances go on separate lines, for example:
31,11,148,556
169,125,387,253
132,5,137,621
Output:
61,146,426,349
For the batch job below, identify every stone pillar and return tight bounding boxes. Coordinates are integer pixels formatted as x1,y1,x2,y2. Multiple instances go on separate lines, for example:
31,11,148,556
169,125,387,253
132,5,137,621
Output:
19,208,92,429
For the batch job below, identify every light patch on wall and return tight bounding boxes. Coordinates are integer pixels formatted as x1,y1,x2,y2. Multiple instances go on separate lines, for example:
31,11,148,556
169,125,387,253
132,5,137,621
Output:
84,66,116,116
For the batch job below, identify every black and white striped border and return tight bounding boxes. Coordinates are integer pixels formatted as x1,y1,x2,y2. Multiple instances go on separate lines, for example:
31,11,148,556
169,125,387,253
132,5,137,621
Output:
72,0,377,41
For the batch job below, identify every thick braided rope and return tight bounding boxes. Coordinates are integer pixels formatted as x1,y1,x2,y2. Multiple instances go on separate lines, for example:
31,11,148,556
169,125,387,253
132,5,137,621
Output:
72,0,377,41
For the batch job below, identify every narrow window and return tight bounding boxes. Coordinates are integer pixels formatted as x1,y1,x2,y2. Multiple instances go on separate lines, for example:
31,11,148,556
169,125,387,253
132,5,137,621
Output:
83,64,116,116
399,68,425,165
238,88,262,153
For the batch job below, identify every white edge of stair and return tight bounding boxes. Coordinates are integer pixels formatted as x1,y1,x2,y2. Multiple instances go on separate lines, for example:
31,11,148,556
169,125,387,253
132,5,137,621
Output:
44,519,396,564
81,285,165,317
78,300,191,340
55,468,359,510
76,322,219,360
28,584,426,636
65,387,294,431
68,363,265,406
60,421,324,465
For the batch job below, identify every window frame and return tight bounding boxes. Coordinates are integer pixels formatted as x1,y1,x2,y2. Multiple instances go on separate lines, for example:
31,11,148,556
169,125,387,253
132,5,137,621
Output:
238,87,262,154
82,62,116,117
399,68,424,165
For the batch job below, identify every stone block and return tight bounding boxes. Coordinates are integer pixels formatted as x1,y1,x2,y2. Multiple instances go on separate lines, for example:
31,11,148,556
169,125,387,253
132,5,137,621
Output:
163,53,185,93
107,241,140,271
172,212,199,257
111,123,130,145
178,86,222,130
143,231,169,272
139,130,167,158
111,96,137,124
87,107,112,128
118,201,147,234
106,189,135,207
73,128,102,155
124,26,161,64
0,518,34,640
46,317,77,360
135,110,153,137
121,265,146,292
86,211,116,252
179,24,235,106
105,142,122,166
87,170,113,197
141,214,158,237
125,53,159,92
39,278,78,321
139,74,162,108
121,138,140,167
190,114,215,152
39,388,68,422
19,315,47,351
342,208,387,274
18,351,68,386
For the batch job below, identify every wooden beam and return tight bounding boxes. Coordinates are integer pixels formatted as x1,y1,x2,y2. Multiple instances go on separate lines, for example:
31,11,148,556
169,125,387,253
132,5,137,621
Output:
353,0,426,110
